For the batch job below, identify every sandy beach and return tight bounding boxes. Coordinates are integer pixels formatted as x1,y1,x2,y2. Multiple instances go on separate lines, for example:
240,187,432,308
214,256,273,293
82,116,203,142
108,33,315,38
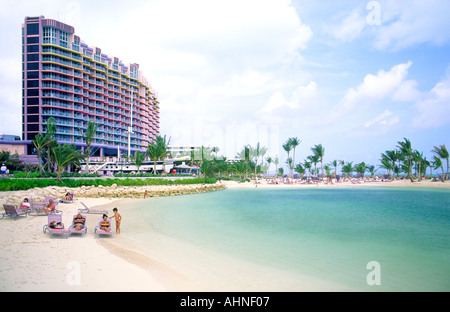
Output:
0,179,449,292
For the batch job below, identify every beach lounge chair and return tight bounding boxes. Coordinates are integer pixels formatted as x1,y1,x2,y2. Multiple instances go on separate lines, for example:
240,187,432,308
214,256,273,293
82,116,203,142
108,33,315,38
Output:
1,204,28,220
29,199,62,216
68,214,87,236
59,192,74,204
78,202,108,215
43,214,68,239
94,216,113,238
32,196,54,208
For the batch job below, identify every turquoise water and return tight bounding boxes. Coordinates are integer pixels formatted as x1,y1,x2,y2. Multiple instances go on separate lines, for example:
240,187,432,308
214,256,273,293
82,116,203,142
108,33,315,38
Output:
125,187,450,291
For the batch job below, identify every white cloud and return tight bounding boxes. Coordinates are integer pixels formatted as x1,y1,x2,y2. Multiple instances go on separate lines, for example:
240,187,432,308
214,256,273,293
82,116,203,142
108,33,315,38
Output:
328,8,367,42
364,110,399,128
413,73,450,128
325,0,450,50
373,0,450,50
351,109,400,136
327,61,418,122
261,81,319,114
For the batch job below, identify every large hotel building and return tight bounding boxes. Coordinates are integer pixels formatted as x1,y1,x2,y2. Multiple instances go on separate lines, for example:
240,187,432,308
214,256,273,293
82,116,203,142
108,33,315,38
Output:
22,16,160,157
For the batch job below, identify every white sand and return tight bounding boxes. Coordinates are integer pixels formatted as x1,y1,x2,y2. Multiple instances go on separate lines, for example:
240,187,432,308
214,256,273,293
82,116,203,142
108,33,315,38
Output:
1,179,448,292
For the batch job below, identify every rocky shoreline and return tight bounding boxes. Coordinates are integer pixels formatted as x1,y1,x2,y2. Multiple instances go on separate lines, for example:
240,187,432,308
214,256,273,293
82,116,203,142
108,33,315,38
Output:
0,183,227,207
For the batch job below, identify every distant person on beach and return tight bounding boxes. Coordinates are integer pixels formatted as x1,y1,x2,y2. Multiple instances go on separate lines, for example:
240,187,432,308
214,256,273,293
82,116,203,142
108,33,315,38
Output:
20,198,31,210
73,213,86,230
65,192,72,201
49,221,64,229
110,207,122,234
100,214,111,232
42,199,56,213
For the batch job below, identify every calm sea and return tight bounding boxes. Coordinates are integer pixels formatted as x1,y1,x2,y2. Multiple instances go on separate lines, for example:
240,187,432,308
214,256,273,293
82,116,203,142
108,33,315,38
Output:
122,187,450,291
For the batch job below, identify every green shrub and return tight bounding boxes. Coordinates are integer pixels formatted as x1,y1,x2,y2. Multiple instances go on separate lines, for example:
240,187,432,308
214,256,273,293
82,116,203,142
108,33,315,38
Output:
0,177,217,191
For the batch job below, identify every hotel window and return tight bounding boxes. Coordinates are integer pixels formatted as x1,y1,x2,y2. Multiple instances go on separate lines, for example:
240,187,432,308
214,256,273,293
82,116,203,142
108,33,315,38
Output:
73,40,80,52
60,31,68,47
27,23,39,35
43,27,57,44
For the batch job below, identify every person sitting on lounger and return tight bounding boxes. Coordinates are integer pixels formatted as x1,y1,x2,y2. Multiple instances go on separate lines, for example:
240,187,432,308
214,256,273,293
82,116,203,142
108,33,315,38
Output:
99,214,111,232
64,192,73,201
73,213,86,230
49,221,64,229
42,199,56,213
20,198,31,210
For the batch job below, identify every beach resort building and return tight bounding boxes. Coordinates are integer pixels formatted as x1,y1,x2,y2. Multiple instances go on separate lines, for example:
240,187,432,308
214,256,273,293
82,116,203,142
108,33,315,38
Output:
21,16,160,157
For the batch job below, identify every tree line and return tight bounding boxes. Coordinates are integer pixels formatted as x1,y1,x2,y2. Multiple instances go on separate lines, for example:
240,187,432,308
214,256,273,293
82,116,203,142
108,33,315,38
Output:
5,117,449,184
195,137,449,183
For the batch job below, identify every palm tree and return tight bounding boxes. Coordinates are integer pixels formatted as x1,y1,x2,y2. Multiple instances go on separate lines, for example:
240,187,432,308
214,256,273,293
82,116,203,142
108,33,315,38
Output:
342,162,354,178
229,160,248,182
134,151,145,173
412,150,424,181
432,156,444,182
432,144,449,181
266,156,273,177
307,154,319,178
286,157,293,178
380,153,393,177
384,150,399,177
32,133,55,174
288,137,301,173
295,163,305,180
367,165,376,178
354,162,367,178
303,160,312,180
397,138,414,181
156,135,171,173
79,120,98,174
212,147,220,158
330,160,340,179
379,156,393,177
146,140,160,174
311,144,325,181
251,142,263,183
200,159,216,182
421,157,430,180
43,117,57,172
282,140,292,177
52,144,85,182
274,156,279,177
214,157,228,178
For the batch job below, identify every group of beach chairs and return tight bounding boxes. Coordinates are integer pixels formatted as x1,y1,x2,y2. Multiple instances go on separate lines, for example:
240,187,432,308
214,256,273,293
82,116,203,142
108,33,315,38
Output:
1,194,113,239
42,212,113,239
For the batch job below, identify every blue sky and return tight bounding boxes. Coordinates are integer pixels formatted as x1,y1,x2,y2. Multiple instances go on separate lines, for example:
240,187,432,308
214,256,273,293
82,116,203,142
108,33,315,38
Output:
0,0,449,172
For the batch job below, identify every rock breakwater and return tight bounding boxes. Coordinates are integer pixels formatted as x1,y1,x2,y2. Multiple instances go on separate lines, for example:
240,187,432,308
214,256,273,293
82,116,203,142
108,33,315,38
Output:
0,183,226,207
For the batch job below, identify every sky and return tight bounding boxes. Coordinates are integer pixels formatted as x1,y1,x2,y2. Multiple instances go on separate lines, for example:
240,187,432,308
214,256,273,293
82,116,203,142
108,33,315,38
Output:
0,0,449,172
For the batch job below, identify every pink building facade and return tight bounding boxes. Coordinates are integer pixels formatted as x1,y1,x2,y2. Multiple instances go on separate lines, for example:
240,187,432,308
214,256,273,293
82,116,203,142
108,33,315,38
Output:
22,16,160,157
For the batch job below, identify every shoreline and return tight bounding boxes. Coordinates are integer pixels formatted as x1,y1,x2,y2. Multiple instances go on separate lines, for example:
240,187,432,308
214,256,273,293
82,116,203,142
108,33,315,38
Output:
1,180,449,292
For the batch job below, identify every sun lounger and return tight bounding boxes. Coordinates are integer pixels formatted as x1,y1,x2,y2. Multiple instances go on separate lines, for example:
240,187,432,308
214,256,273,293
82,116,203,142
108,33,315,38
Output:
59,192,74,204
68,214,87,236
29,200,62,216
94,216,113,238
43,214,68,239
32,196,55,208
1,204,28,220
78,202,108,215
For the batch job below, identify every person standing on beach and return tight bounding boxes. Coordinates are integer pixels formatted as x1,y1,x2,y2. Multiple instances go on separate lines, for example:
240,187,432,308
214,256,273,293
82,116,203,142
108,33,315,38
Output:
110,207,122,234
